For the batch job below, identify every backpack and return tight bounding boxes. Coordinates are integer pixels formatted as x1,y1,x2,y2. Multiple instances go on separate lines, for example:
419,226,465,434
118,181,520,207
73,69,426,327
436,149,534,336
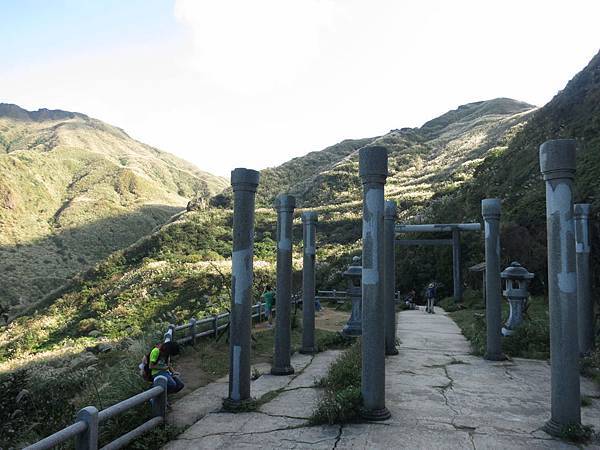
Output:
139,345,160,382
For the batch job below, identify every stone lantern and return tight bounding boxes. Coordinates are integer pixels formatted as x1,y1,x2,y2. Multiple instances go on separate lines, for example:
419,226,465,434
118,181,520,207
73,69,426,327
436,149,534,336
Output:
501,261,534,336
342,256,362,337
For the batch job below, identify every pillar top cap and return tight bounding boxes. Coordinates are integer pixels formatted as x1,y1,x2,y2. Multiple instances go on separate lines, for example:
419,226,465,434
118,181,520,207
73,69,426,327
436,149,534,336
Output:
574,203,591,217
359,146,388,182
539,139,576,180
482,198,501,217
275,193,296,211
384,200,397,218
231,168,260,191
302,210,318,222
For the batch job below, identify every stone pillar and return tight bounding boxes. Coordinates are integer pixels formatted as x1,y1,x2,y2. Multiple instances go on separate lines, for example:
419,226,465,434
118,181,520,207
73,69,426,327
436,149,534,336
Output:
482,199,504,361
575,203,593,355
539,139,581,435
452,229,462,300
223,168,259,410
384,200,398,356
359,146,391,421
300,211,318,354
271,194,296,375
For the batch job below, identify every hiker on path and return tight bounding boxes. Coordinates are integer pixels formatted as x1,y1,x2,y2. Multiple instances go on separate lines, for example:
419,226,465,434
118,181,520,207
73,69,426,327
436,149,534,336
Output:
262,285,275,327
149,341,185,394
425,283,436,314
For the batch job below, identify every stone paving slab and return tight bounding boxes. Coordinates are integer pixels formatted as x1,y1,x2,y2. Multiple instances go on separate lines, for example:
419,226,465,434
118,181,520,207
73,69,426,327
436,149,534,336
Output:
164,308,600,449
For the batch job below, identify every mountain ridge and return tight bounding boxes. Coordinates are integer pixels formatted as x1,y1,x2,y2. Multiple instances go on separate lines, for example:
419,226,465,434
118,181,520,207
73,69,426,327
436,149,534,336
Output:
0,104,227,310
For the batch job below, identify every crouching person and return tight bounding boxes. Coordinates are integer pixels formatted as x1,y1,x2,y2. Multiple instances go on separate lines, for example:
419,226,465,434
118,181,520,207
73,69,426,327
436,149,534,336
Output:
149,341,185,394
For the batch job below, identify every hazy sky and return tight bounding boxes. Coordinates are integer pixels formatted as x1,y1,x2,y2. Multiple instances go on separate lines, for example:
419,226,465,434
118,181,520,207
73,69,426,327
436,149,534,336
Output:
1,0,599,176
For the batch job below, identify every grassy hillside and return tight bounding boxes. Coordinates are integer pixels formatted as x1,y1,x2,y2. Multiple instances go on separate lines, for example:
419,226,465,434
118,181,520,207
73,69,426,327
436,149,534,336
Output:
6,47,600,445
423,50,600,297
0,104,227,311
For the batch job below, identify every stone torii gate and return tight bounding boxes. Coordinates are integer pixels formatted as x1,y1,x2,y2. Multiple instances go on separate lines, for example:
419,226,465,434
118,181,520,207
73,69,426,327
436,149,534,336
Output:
395,223,481,301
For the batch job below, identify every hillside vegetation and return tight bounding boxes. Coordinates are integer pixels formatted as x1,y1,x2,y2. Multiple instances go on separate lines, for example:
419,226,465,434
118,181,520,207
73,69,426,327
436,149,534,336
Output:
3,50,600,447
0,104,227,311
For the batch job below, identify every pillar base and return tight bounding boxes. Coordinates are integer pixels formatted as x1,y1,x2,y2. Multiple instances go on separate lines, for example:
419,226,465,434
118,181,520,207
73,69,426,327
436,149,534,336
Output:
341,326,362,337
385,347,399,356
222,397,256,412
543,418,564,437
501,327,515,336
483,352,506,361
270,365,295,376
300,346,318,355
360,406,391,421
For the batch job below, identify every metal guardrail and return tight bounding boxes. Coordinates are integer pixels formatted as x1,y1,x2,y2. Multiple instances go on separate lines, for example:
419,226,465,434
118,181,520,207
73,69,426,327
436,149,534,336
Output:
24,376,168,450
315,290,402,302
24,294,317,449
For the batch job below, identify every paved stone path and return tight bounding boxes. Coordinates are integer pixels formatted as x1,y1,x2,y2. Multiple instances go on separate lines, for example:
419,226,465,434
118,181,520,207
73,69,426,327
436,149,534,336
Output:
164,308,600,449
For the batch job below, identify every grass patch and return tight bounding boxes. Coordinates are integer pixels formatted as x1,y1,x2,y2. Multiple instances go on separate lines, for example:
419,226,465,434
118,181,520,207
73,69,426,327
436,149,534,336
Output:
310,340,361,425
558,423,594,444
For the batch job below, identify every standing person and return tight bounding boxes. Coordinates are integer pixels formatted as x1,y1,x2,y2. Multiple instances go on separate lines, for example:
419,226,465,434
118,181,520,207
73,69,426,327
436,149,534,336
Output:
425,283,437,314
148,341,185,394
262,285,275,327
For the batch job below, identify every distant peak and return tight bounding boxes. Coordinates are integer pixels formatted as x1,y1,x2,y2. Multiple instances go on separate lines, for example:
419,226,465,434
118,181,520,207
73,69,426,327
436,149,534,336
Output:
419,98,536,136
0,103,87,122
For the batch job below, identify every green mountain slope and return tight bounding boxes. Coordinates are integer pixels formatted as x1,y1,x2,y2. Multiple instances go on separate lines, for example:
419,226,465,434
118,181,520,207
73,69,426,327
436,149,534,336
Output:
0,96,537,359
0,104,227,311
422,50,600,292
4,50,600,447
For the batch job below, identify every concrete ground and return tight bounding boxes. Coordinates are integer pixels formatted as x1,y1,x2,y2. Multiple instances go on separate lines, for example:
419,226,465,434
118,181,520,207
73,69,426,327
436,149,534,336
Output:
163,308,600,449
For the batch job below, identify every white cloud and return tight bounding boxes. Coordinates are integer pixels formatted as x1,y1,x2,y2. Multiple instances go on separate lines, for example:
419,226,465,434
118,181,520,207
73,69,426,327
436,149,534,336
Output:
2,1,599,177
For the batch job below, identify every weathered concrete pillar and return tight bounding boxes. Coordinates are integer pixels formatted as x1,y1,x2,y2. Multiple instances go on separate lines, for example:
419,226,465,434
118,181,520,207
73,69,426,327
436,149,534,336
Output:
452,229,462,300
271,194,296,375
359,146,391,421
300,211,318,354
575,203,593,355
482,199,505,361
539,139,581,435
384,200,398,356
223,168,259,410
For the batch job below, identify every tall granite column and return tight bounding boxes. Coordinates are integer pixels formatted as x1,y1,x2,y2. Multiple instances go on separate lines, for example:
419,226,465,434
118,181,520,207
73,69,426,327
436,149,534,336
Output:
575,203,593,355
359,146,391,421
223,168,260,410
300,211,318,354
452,229,462,300
540,139,581,435
482,198,505,361
271,194,296,375
384,200,398,356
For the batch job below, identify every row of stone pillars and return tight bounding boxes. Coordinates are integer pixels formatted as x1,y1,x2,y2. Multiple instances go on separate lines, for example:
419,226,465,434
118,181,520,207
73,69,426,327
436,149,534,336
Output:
223,170,322,409
483,139,594,435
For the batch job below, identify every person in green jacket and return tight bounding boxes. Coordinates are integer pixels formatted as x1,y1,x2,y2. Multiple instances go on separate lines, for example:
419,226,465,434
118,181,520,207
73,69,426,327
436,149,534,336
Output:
262,285,275,327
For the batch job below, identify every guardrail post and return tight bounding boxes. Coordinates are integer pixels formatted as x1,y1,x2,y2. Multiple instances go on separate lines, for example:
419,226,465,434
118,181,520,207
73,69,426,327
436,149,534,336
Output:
164,324,175,343
190,318,197,346
212,315,218,339
258,301,262,322
152,376,168,420
75,406,98,450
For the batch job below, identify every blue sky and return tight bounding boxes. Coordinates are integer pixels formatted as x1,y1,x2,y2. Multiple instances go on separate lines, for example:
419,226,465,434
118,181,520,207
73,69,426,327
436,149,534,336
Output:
1,1,180,64
1,1,600,176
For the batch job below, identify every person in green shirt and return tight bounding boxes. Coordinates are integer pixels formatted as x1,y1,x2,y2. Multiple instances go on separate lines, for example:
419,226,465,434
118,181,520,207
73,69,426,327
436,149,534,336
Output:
262,285,275,327
149,341,184,393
